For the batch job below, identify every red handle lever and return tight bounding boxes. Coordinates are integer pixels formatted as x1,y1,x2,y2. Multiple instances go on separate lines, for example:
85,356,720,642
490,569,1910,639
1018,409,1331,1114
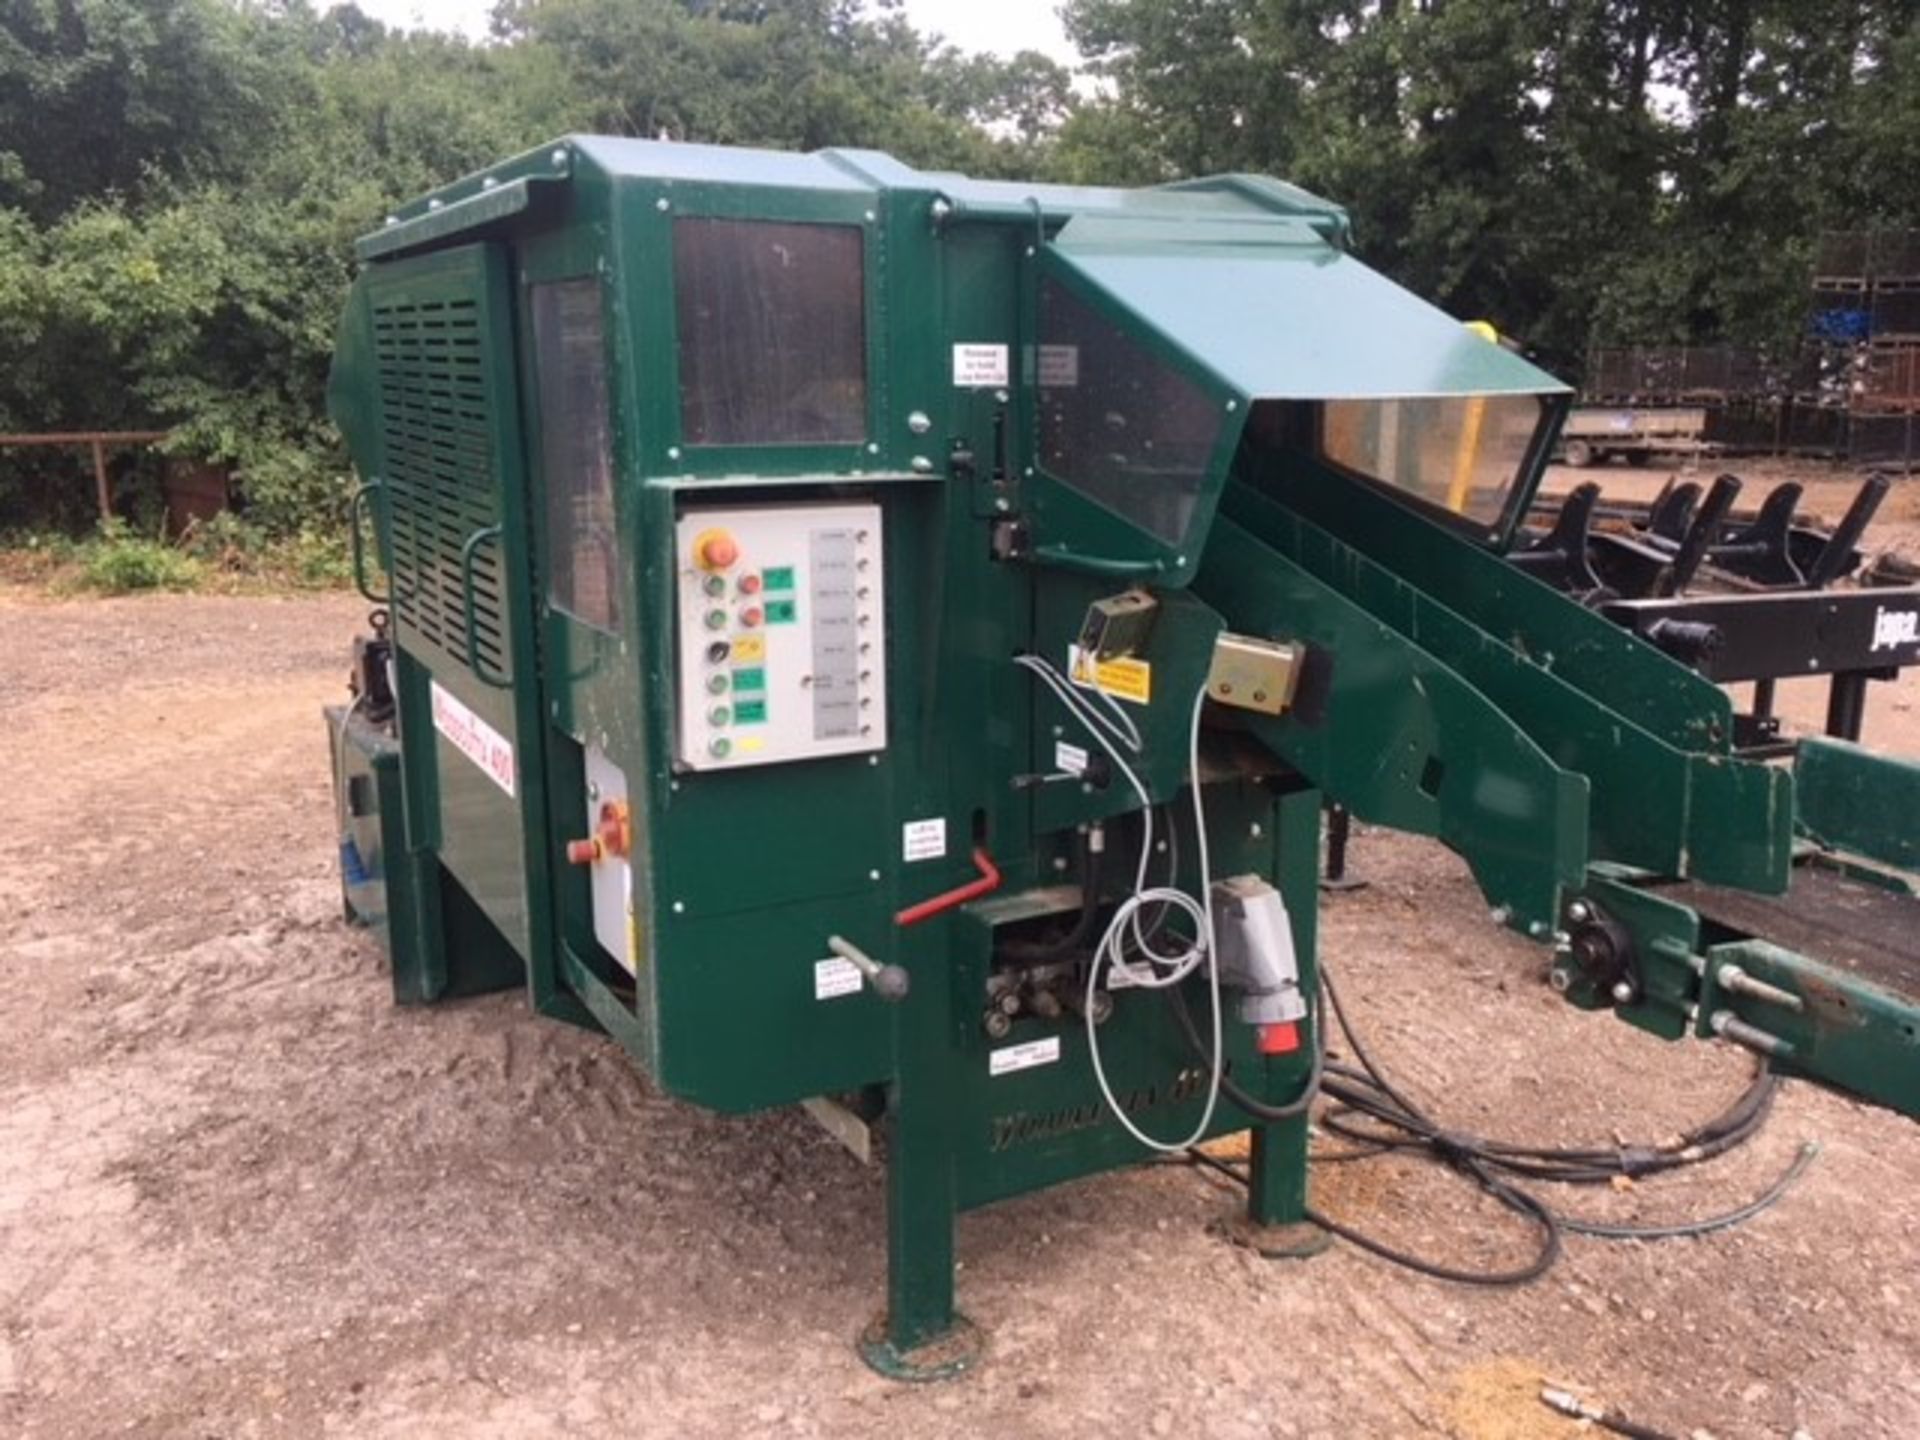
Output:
895,847,1002,926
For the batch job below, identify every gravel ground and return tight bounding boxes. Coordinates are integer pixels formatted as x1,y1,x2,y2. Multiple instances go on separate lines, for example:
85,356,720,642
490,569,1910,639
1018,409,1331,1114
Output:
3,464,1918,1439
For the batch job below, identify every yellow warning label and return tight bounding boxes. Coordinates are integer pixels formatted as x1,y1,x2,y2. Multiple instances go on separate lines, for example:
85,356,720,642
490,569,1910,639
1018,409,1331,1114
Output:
1092,656,1152,704
1069,645,1152,705
731,634,766,662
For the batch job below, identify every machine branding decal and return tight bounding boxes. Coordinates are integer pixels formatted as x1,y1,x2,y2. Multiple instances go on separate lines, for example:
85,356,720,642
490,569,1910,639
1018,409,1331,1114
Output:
988,1066,1216,1151
902,817,947,862
1871,605,1919,653
813,957,863,1000
429,681,516,797
988,1036,1061,1077
951,342,1009,387
1067,645,1153,706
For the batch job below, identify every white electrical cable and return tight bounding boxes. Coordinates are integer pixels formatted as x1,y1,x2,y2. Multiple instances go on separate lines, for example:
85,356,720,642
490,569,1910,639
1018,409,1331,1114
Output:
1016,653,1223,1155
1013,652,1191,969
1014,652,1142,757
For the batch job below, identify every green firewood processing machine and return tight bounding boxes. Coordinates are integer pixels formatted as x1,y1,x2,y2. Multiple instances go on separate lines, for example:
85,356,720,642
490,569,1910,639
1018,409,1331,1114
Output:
325,137,1920,1377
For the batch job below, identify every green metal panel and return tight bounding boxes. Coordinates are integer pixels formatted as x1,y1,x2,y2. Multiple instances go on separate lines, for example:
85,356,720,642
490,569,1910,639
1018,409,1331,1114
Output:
1049,214,1569,401
355,243,550,972
1265,458,1737,752
1795,737,1920,874
1220,479,1793,894
1195,514,1589,929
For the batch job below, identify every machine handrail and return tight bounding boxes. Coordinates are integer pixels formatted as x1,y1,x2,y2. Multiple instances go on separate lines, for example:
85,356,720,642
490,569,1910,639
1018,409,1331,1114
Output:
459,524,510,689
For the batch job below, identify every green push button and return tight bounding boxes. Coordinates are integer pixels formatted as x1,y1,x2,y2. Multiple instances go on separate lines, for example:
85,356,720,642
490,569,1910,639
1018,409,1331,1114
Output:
731,665,766,692
765,598,798,625
733,698,767,725
762,566,796,591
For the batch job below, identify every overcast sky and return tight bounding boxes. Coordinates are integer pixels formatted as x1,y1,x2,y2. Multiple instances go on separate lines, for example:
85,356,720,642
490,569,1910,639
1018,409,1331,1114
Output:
351,0,1080,64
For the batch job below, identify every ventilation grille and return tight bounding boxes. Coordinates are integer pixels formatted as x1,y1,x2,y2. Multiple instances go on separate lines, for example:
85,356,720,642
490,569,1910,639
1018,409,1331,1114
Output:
372,295,507,679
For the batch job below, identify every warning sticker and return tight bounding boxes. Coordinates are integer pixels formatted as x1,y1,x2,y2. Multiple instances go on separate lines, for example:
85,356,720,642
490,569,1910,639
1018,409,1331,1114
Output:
903,817,948,863
989,1035,1061,1077
430,680,516,797
815,957,864,1000
952,343,1009,388
1068,645,1153,706
1038,343,1079,387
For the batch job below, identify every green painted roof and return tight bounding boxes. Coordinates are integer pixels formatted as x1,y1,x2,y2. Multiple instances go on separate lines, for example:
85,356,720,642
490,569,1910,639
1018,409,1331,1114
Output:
359,135,1566,399
1053,215,1568,399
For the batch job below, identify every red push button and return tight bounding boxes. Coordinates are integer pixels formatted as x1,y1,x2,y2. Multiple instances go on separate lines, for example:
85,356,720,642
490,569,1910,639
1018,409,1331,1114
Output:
1256,1021,1300,1055
739,605,763,628
694,529,739,571
738,573,763,595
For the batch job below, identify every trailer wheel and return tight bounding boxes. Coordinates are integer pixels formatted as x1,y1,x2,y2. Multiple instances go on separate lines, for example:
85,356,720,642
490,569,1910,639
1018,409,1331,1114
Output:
1564,439,1598,467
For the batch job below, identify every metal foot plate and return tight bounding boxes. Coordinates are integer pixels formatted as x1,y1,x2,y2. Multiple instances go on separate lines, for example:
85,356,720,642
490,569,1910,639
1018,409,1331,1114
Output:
857,1312,985,1382
1216,1214,1334,1260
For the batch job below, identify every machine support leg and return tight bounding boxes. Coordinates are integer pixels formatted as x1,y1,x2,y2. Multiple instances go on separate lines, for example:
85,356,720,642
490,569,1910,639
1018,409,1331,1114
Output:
859,921,983,1383
1247,1114,1310,1225
1826,671,1869,742
883,1110,956,1352
1752,678,1776,720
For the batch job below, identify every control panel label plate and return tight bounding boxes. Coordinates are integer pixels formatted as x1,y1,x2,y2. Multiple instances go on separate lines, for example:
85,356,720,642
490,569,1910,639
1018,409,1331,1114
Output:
814,956,864,1000
952,343,1009,387
902,817,947,862
430,680,516,797
989,1036,1062,1077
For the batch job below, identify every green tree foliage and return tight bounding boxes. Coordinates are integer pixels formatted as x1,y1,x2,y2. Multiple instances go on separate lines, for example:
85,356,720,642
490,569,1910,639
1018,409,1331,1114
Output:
2,0,1917,541
1059,0,1920,366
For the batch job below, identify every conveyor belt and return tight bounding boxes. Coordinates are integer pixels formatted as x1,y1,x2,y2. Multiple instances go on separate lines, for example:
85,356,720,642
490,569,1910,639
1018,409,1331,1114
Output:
1660,862,1920,1000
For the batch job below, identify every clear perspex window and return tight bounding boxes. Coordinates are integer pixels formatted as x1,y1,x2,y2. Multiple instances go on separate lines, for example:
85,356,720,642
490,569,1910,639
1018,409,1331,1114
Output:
531,278,619,632
1321,394,1545,527
673,218,867,447
1037,277,1222,545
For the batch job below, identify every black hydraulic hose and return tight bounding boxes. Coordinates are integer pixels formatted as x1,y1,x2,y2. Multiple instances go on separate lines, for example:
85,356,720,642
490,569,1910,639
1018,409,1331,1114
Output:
996,825,1108,963
1556,1141,1819,1240
1166,973,1324,1121
1178,957,1796,1288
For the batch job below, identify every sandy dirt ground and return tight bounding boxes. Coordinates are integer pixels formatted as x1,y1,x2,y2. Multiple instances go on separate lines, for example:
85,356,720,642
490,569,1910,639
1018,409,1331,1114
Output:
3,462,1919,1439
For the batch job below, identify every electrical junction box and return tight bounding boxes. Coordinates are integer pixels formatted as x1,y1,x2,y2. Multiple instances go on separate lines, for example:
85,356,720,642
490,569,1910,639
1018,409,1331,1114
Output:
673,503,887,771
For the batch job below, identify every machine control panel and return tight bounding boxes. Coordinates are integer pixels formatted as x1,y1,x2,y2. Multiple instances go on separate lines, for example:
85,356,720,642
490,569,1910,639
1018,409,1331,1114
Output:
673,502,887,771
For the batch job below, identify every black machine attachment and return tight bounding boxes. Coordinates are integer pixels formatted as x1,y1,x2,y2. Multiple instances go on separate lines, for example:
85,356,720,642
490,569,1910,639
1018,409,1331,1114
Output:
1518,472,1920,754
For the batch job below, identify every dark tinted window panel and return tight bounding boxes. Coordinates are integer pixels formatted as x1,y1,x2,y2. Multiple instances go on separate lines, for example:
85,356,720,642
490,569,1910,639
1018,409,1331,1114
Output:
531,278,619,632
1037,277,1221,545
674,218,867,446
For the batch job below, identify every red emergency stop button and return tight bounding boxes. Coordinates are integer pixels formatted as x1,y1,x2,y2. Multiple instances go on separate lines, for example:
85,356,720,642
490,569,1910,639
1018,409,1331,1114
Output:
1256,1021,1300,1055
693,529,739,571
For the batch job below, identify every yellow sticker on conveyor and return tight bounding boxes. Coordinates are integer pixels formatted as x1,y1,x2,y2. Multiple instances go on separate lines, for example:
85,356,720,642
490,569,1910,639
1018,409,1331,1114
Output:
1090,656,1151,704
1067,644,1152,706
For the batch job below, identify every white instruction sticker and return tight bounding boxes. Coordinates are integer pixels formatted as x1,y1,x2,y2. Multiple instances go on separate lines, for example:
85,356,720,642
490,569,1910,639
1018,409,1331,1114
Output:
903,817,948,863
952,343,1009,388
814,957,864,1000
1038,343,1080,387
430,680,516,797
1054,740,1089,776
989,1035,1062,1077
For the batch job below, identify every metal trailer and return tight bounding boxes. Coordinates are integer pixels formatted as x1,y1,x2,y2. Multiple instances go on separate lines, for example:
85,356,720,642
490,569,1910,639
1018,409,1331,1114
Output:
325,137,1920,1378
1557,405,1715,467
